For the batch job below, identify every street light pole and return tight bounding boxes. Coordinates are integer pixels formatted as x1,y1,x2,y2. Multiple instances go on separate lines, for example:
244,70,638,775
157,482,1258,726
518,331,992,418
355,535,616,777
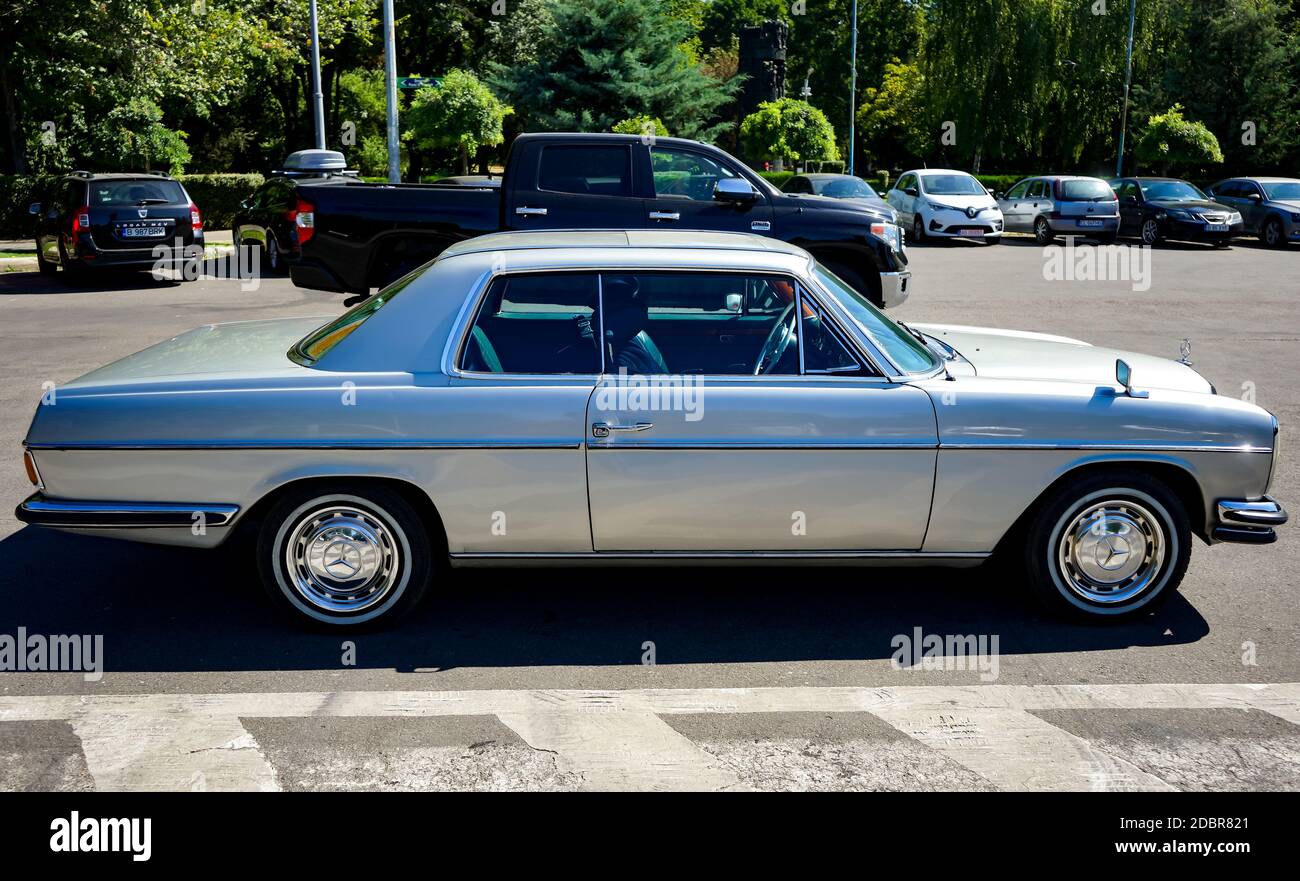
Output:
308,0,326,150
848,0,858,176
1116,0,1137,177
383,0,400,183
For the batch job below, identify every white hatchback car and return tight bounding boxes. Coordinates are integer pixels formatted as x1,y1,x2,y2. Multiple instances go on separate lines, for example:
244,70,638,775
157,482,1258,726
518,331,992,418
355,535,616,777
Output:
887,169,1004,244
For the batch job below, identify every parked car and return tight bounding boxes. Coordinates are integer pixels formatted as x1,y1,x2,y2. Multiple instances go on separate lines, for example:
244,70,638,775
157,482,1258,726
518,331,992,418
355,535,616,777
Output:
282,132,909,308
1206,177,1300,248
16,230,1285,629
781,173,893,209
996,175,1119,244
1108,177,1243,246
28,171,204,279
886,169,1004,244
233,150,359,276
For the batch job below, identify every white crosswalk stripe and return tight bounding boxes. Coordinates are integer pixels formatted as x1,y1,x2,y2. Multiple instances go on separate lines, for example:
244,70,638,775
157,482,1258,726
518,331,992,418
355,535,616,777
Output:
1,683,1297,792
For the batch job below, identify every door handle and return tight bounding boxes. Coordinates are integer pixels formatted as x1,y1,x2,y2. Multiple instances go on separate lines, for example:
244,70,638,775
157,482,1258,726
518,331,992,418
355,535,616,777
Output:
648,211,680,221
515,207,548,216
592,421,653,438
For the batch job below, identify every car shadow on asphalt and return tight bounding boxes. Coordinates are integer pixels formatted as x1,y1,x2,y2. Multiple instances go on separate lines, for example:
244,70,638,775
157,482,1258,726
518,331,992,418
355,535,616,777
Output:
0,526,1210,673
0,271,182,295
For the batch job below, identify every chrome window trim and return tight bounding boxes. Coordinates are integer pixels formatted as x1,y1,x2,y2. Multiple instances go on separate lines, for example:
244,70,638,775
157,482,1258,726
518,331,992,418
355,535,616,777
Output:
795,283,870,376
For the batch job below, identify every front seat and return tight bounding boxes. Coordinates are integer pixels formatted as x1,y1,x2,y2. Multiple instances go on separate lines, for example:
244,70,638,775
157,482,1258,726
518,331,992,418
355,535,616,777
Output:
463,325,503,373
601,277,670,374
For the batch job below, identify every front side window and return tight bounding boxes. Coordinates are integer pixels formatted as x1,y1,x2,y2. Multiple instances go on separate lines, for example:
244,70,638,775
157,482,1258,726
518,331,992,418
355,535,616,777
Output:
1005,180,1030,199
537,146,632,197
812,263,937,374
460,273,600,374
651,147,746,201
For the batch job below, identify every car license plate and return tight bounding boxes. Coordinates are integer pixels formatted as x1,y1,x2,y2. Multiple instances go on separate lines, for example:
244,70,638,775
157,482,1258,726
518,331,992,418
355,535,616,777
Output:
1079,219,1103,228
119,224,168,239
959,229,983,237
1206,223,1229,232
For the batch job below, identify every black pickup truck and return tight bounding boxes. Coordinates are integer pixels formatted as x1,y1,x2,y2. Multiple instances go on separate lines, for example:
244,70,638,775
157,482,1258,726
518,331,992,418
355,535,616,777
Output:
287,132,910,307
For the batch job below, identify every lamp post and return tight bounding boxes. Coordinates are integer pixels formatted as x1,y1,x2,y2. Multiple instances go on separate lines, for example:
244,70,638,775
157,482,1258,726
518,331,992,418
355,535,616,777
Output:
308,0,326,150
847,0,858,176
382,0,400,183
1115,0,1137,177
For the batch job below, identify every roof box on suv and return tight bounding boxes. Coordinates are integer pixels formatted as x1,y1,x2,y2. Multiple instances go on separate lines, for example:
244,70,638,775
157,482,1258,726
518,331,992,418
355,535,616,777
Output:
273,149,358,178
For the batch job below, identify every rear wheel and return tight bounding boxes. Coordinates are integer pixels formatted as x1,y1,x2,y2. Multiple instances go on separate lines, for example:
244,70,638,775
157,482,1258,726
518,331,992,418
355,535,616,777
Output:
56,240,85,284
1022,470,1190,619
256,484,434,629
1033,216,1054,245
1262,217,1285,248
1140,218,1161,246
265,236,283,275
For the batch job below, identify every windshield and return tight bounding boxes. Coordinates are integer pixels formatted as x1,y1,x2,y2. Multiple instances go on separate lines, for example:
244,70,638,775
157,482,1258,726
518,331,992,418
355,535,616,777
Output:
920,174,985,196
1263,181,1300,201
292,274,417,363
816,177,875,199
812,264,937,374
1139,180,1207,202
1059,179,1114,201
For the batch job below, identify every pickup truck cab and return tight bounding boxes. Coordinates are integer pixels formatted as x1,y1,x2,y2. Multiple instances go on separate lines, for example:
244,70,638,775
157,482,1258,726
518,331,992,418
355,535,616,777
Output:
286,133,910,307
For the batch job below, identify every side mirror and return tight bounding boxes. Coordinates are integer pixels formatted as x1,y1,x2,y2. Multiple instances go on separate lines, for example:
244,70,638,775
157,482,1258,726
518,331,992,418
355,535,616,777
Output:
1122,194,1137,204
725,292,743,313
240,199,252,210
1248,192,1262,201
28,202,41,215
995,192,1005,200
714,178,757,204
904,187,919,197
1115,359,1149,399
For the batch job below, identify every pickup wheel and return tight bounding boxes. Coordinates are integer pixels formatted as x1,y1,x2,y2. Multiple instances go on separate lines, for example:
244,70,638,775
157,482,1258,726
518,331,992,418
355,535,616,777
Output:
1022,470,1190,620
256,484,433,630
821,260,883,308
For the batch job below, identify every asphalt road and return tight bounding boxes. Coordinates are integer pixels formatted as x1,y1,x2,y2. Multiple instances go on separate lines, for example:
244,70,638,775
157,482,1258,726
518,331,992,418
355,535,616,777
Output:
1,236,1296,791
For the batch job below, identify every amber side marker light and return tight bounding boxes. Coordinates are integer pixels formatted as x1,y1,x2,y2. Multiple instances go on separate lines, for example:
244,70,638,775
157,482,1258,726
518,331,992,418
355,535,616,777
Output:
23,450,41,488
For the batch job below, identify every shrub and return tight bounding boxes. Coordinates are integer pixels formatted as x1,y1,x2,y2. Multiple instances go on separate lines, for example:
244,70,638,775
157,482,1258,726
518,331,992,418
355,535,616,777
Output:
177,174,265,230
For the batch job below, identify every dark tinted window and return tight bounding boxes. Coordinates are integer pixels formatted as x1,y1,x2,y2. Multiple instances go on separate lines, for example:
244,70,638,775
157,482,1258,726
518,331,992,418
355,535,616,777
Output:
89,179,186,206
538,146,632,197
461,273,600,374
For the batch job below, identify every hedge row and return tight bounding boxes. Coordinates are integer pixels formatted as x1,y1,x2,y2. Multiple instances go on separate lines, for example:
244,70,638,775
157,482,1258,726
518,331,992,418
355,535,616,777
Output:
0,173,265,238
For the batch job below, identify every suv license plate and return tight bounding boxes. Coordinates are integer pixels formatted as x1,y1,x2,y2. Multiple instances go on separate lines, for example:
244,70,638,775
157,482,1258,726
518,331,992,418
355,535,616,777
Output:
120,225,168,239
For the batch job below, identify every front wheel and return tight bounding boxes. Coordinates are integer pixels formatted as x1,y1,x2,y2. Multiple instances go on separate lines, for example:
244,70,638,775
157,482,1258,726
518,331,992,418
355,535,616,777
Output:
1262,217,1285,248
256,484,434,629
1022,470,1190,619
1140,218,1161,246
911,214,926,244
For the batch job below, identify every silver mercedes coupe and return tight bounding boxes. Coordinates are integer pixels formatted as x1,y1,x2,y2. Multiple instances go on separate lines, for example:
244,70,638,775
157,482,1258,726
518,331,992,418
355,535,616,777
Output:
17,230,1286,628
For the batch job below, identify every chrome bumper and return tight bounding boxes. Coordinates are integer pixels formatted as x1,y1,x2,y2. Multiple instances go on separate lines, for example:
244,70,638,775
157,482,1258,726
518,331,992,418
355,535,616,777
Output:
15,493,239,529
1213,497,1288,544
880,269,910,309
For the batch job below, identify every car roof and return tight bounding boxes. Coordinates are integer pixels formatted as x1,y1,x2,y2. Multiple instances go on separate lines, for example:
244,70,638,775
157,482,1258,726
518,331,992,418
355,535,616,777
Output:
803,173,859,180
64,172,178,181
513,132,708,150
1229,176,1299,183
440,228,811,260
908,168,973,176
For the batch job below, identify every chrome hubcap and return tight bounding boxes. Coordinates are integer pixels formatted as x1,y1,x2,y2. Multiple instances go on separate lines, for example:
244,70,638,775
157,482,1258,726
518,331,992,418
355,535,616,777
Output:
285,505,399,613
1058,500,1166,604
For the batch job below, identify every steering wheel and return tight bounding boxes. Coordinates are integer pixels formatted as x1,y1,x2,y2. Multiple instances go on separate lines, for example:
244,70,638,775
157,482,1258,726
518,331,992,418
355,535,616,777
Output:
753,302,797,375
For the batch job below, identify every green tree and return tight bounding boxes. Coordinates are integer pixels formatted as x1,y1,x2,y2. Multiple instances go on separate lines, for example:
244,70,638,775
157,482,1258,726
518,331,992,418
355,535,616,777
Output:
739,98,838,166
1135,104,1223,175
612,116,669,137
97,97,191,173
855,59,929,169
490,0,738,142
407,69,511,174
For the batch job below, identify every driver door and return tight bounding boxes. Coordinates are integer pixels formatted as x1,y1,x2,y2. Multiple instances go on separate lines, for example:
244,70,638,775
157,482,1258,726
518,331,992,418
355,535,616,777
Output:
585,271,938,552
642,145,773,234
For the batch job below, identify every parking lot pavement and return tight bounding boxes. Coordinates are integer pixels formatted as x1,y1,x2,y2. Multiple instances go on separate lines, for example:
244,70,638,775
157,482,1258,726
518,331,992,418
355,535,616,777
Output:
0,238,1296,790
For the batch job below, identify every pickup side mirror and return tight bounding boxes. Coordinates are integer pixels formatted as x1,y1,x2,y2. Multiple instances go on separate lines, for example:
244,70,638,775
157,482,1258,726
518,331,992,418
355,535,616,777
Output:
714,178,757,204
28,202,41,215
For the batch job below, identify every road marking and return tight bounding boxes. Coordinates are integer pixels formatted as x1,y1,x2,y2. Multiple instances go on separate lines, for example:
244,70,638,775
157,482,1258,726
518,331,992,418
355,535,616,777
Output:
498,694,741,791
1,684,1294,792
868,707,1175,791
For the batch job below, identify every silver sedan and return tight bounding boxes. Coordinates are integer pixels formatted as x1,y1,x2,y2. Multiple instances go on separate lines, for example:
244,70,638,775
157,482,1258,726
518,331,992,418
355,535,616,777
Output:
16,230,1287,628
